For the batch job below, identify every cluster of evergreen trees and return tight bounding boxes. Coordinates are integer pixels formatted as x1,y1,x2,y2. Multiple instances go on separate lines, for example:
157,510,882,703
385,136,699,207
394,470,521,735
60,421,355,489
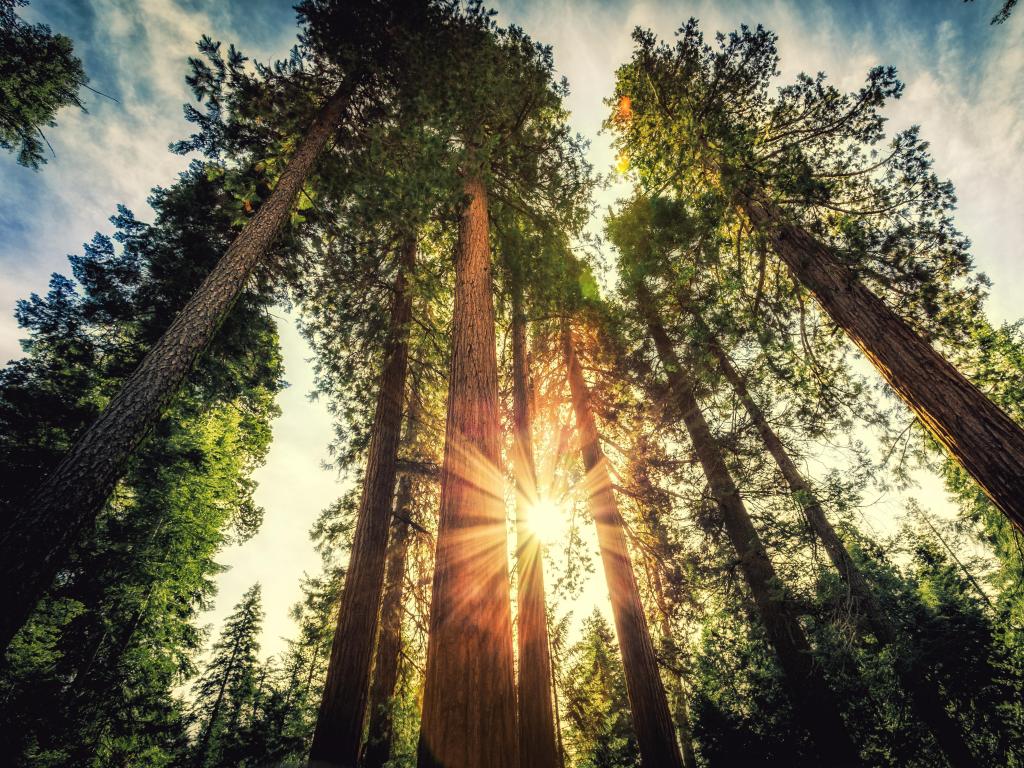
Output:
1,1,1023,766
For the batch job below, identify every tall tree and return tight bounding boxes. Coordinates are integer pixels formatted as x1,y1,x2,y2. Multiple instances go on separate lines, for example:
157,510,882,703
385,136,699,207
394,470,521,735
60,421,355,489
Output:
510,274,561,768
610,21,1024,535
0,0,429,652
418,173,519,767
561,319,685,768
309,236,416,767
417,6,592,764
628,281,862,766
0,169,282,767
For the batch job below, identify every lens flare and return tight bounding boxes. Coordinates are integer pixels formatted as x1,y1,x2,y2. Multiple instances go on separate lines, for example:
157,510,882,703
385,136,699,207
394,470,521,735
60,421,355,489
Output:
528,497,565,545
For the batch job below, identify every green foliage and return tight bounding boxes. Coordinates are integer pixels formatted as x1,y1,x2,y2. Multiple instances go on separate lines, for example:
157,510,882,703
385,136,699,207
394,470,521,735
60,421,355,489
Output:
0,166,283,766
185,583,265,768
559,610,641,768
0,0,86,168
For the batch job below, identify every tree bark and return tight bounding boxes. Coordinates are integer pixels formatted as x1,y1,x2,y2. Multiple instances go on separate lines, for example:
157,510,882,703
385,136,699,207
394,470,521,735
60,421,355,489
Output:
741,194,1024,535
561,321,684,768
309,236,416,768
634,285,862,767
510,284,560,768
361,473,414,768
417,176,519,768
694,314,979,767
0,85,353,654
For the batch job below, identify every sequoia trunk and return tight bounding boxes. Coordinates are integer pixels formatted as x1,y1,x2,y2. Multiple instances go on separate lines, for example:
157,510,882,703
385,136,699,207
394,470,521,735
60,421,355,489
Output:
309,237,416,767
635,286,861,767
0,85,352,652
561,321,684,768
741,195,1024,534
511,286,560,768
417,177,519,768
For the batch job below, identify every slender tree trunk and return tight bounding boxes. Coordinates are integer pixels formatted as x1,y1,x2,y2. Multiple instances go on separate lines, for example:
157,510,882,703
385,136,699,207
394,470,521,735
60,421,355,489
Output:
634,285,861,767
561,321,684,768
361,474,413,768
628,443,698,768
697,316,979,767
417,176,518,768
309,237,416,768
510,284,560,768
195,645,240,768
741,194,1024,534
0,85,353,654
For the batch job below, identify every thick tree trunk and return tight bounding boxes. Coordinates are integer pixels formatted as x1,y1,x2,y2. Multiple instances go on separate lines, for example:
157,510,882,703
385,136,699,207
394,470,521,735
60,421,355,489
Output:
361,473,414,768
741,195,1024,534
417,176,519,768
635,287,861,767
561,321,684,768
696,317,979,767
309,237,416,768
510,285,560,768
0,85,352,653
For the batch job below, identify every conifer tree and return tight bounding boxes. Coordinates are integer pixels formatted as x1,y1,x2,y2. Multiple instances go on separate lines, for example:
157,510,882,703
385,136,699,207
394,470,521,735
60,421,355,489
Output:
562,318,685,768
0,0,428,652
0,0,86,168
609,21,1024,535
188,584,264,768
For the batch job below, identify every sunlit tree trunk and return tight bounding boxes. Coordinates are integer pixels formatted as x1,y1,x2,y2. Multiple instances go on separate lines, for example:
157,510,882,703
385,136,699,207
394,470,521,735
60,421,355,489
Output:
417,176,519,768
361,475,413,768
511,284,561,768
561,320,684,768
309,236,416,768
694,313,979,768
634,285,861,767
741,194,1024,535
0,85,353,653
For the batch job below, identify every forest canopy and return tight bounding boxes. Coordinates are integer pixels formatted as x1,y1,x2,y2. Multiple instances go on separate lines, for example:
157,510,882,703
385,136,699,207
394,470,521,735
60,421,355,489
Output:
0,1,1022,767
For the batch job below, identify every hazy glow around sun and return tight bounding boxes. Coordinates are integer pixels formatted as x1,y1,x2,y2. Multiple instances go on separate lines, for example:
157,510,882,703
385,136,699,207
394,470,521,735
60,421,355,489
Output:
528,497,568,545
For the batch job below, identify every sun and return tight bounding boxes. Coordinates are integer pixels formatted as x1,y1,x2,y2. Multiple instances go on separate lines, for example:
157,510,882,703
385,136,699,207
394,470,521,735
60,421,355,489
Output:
527,496,566,546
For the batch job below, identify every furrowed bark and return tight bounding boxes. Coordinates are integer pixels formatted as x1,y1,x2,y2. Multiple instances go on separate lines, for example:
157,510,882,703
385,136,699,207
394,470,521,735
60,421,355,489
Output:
511,284,560,768
561,321,684,768
361,473,414,768
635,286,861,767
309,237,416,767
741,194,1024,535
417,177,519,768
0,85,352,653
695,314,979,767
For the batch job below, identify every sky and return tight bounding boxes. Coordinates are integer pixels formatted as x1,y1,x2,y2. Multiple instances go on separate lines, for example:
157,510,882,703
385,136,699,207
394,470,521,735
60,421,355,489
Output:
1,0,1021,663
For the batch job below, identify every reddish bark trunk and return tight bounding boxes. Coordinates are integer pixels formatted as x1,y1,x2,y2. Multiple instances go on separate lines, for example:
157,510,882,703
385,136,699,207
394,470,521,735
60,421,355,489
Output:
417,177,519,768
697,318,978,767
361,473,414,768
561,321,684,768
741,195,1024,535
510,286,560,768
0,85,352,653
635,287,861,766
309,237,416,768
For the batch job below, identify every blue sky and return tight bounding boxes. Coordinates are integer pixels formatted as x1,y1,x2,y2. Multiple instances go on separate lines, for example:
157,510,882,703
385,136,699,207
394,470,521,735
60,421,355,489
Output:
1,0,1021,660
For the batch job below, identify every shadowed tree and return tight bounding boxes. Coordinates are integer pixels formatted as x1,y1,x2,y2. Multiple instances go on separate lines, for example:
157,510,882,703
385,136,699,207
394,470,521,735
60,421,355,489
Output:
561,317,685,768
